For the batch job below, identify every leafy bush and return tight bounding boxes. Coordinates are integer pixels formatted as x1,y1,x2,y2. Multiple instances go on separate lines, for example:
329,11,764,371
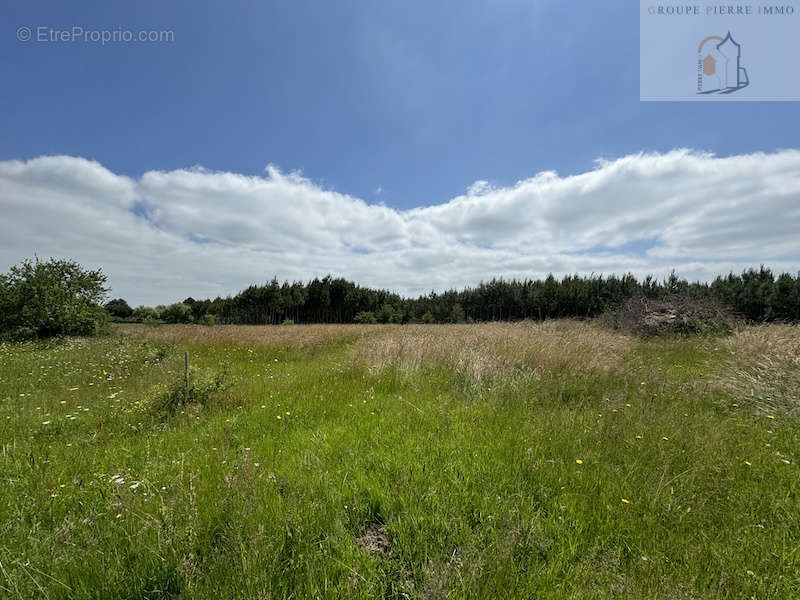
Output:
354,311,377,324
0,257,111,340
601,296,739,337
199,314,216,326
161,302,194,324
132,305,159,322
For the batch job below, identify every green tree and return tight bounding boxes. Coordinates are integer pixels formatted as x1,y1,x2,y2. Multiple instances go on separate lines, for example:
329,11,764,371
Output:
0,257,110,340
449,303,465,323
105,298,133,319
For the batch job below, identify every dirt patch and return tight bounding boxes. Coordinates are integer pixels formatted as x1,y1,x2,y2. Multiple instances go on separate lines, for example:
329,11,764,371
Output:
357,523,391,556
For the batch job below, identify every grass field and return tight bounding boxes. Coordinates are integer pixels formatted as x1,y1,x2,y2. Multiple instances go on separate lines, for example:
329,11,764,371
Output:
1,322,798,599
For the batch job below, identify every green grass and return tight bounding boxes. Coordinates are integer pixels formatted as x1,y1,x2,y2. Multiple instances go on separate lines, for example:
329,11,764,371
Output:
0,325,798,599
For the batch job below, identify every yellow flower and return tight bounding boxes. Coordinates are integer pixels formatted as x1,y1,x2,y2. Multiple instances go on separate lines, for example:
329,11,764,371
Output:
276,415,282,420
766,415,776,419
18,393,25,397
50,493,58,498
261,405,266,408
69,387,79,391
640,381,645,385
625,403,632,408
66,443,72,447
575,459,583,465
60,401,66,405
744,460,752,466
115,513,123,519
59,484,66,488
285,411,290,416
635,435,642,440
621,498,630,504
661,436,669,441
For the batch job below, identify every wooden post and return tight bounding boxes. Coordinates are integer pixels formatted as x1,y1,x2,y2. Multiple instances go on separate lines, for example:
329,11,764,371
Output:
184,351,190,403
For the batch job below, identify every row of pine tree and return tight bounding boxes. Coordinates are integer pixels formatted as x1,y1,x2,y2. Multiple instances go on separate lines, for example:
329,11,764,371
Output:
111,267,800,324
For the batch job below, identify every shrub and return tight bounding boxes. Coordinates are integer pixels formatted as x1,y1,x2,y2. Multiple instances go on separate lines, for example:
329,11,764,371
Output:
152,367,233,416
199,314,216,326
132,305,159,322
161,302,194,324
354,311,377,324
602,296,739,337
0,257,111,340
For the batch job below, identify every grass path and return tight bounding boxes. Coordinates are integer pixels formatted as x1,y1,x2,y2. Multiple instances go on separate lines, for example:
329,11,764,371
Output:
0,324,798,598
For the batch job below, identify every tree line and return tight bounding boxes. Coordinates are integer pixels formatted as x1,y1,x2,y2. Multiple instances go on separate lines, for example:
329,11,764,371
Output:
107,267,800,325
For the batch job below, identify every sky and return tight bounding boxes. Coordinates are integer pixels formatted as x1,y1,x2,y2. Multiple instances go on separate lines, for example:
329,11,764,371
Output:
1,1,799,305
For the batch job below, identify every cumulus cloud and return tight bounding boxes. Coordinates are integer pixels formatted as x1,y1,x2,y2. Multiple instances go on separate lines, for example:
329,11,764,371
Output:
1,150,798,305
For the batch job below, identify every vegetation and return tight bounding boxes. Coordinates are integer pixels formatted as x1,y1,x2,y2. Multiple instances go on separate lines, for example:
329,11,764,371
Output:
0,257,110,340
1,322,798,598
114,267,800,326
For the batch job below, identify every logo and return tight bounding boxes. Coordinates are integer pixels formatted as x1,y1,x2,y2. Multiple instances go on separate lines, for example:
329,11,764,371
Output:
697,32,749,94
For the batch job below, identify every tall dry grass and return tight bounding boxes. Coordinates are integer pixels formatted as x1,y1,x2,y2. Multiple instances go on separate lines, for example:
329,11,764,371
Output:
714,324,800,415
354,320,635,380
117,323,387,349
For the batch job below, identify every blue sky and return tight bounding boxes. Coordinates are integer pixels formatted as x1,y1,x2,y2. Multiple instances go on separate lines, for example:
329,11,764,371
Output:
2,0,799,208
1,1,799,304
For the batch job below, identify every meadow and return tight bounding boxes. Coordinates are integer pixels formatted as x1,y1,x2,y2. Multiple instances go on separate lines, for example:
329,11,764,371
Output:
0,321,798,599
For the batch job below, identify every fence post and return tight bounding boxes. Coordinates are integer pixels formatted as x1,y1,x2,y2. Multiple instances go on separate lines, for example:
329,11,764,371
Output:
184,351,190,404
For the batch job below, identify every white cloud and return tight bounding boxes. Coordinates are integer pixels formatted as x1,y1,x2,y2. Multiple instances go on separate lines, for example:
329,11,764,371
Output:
1,149,799,305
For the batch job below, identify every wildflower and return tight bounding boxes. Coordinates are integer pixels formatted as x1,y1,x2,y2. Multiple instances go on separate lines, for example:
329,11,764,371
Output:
285,411,290,416
66,443,72,447
50,493,58,498
635,435,642,440
60,401,66,405
18,393,25,397
661,436,669,441
225,418,230,423
276,415,282,420
68,387,79,391
575,459,583,465
625,403,632,408
115,513,123,519
261,405,266,409
621,498,630,504
640,382,645,386
766,415,776,420
59,484,66,488
42,420,51,425
744,460,752,466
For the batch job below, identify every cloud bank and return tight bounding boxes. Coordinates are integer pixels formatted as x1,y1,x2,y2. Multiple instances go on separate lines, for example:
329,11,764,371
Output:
1,150,799,305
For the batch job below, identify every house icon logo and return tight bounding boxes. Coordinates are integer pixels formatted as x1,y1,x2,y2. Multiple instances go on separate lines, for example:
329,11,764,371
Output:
697,32,750,94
